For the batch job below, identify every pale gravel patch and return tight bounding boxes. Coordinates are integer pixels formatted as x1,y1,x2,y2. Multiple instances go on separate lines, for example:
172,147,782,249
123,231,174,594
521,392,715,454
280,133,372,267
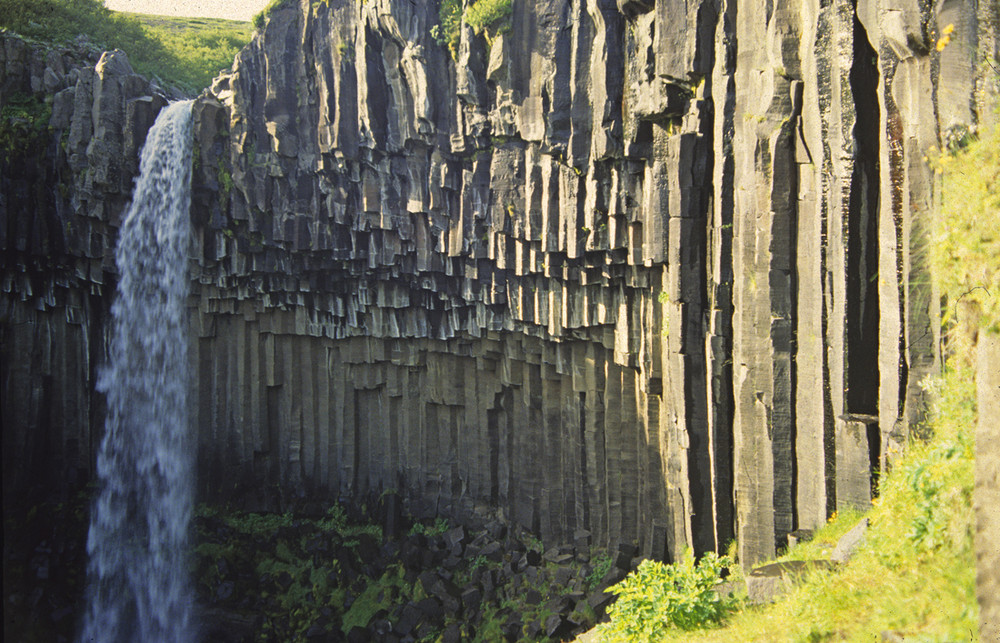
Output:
104,0,271,22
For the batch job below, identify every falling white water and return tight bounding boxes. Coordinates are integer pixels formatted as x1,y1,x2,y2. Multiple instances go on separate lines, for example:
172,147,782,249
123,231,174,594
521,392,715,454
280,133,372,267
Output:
81,100,196,643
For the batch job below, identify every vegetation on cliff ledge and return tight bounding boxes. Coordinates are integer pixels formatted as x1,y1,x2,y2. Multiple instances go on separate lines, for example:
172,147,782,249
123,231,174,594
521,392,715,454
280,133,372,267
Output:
0,0,251,93
252,0,296,32
433,0,512,59
638,363,977,642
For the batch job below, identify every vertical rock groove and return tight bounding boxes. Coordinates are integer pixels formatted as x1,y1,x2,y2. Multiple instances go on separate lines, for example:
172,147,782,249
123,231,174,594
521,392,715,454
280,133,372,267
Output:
847,13,880,422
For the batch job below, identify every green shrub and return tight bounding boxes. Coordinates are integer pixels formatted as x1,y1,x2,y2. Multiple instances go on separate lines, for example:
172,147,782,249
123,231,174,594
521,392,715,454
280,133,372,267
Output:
586,551,613,590
408,516,450,537
432,0,512,60
463,0,512,35
431,0,462,58
0,92,52,155
341,564,415,633
599,551,736,640
224,510,295,535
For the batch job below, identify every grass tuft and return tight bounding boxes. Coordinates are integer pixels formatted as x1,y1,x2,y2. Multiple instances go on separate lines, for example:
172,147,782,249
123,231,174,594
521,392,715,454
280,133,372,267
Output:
252,0,296,32
928,121,1000,338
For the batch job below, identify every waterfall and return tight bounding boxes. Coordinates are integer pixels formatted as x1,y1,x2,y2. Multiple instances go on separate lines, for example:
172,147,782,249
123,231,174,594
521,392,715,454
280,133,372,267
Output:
81,100,196,643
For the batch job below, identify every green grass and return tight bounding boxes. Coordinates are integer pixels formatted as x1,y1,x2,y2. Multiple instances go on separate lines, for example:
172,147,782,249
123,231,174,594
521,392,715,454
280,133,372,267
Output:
929,122,1000,337
132,13,251,91
0,0,251,94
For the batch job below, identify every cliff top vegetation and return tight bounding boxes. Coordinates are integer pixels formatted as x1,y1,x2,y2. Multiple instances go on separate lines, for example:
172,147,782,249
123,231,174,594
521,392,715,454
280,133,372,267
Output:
432,0,512,59
0,0,251,93
252,0,297,31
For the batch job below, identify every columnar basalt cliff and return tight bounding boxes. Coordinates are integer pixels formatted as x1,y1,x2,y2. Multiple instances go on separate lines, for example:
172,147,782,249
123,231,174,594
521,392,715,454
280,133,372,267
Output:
1,35,181,509
2,0,998,578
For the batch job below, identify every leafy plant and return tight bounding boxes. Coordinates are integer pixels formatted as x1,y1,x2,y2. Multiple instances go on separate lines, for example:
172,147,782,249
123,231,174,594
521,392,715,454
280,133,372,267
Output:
599,551,736,640
432,0,511,59
0,92,52,155
463,0,512,36
341,564,415,633
586,551,613,590
316,503,348,531
227,510,294,534
431,0,462,58
408,517,450,537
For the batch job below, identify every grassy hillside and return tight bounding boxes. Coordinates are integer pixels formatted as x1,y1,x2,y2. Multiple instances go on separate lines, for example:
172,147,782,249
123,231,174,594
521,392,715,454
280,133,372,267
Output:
0,0,251,93
130,13,251,92
644,366,977,642
595,123,999,642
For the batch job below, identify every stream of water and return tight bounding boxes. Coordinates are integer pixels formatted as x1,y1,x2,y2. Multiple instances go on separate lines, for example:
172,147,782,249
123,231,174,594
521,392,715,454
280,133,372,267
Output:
80,99,196,643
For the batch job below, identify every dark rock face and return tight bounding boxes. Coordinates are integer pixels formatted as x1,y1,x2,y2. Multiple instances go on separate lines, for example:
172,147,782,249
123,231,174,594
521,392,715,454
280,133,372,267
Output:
187,0,713,560
1,35,181,512
2,0,998,589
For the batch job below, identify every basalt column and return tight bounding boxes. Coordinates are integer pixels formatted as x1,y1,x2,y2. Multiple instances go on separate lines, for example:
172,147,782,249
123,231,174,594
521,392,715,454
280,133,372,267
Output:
185,0,732,557
730,0,804,564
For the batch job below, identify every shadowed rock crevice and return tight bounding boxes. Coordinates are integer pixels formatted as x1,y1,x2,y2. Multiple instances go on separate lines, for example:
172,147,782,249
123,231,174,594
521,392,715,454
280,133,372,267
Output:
847,11,881,420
